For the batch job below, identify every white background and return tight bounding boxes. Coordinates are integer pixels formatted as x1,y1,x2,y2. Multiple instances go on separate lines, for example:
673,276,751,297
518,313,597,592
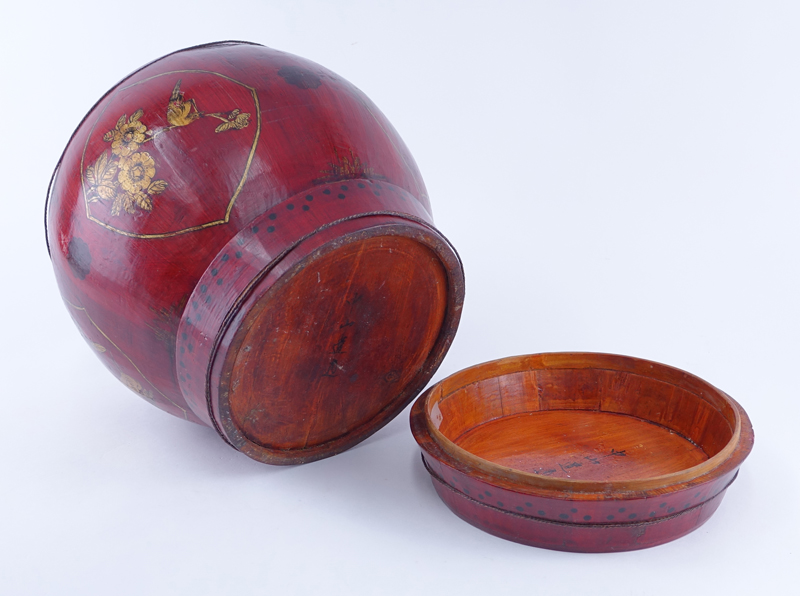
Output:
1,1,796,594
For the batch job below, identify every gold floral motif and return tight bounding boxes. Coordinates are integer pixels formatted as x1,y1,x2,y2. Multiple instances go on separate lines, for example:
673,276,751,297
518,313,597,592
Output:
85,151,119,202
120,373,155,400
85,79,251,218
119,152,156,192
105,110,147,157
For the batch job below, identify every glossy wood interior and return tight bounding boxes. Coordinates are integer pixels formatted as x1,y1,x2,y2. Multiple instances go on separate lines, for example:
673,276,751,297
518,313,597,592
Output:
455,411,708,482
227,235,447,450
430,358,736,482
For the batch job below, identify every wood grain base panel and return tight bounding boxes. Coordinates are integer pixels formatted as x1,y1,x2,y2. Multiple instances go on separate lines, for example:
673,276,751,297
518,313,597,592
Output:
228,235,447,450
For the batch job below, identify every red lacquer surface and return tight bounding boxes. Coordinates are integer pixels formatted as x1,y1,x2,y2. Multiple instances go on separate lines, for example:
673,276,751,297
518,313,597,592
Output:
47,41,464,463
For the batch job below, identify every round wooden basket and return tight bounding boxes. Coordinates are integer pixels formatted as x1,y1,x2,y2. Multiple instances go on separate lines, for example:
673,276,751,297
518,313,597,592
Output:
46,41,464,465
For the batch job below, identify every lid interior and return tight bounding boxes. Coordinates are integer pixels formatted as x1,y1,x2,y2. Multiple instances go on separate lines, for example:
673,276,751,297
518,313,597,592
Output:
422,354,745,492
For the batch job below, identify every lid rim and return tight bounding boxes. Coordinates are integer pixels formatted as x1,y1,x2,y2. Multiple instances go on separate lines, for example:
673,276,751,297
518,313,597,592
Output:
411,352,754,497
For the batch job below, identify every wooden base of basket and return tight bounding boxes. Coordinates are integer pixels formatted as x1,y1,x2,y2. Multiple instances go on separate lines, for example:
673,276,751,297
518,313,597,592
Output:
177,180,465,464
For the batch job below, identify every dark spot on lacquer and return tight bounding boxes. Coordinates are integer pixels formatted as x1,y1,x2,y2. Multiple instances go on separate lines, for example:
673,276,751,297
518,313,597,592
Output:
67,237,91,280
277,65,322,89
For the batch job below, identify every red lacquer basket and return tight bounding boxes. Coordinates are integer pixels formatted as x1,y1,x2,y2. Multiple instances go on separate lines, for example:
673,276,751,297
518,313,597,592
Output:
411,353,754,552
46,41,464,465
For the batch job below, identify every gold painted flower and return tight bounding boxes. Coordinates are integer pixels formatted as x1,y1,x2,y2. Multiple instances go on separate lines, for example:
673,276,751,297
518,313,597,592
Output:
109,153,167,217
87,81,248,223
104,110,147,157
118,152,156,193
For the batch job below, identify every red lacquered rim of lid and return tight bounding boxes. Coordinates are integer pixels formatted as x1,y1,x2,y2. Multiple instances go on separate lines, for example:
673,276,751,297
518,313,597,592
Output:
411,353,754,496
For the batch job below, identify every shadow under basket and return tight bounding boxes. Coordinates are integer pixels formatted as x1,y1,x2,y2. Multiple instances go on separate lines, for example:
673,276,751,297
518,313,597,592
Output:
410,353,754,553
